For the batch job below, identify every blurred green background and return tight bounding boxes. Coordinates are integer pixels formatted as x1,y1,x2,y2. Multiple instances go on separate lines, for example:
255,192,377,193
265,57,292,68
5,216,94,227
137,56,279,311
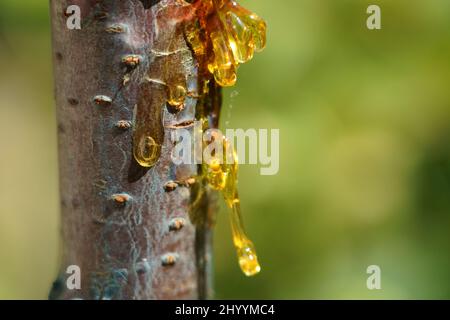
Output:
1,0,450,299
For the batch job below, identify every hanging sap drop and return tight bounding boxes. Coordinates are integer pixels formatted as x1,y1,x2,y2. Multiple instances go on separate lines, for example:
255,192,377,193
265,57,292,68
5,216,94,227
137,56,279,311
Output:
230,199,261,276
237,242,261,276
167,85,187,107
133,135,160,167
208,30,237,87
214,65,237,87
224,11,254,64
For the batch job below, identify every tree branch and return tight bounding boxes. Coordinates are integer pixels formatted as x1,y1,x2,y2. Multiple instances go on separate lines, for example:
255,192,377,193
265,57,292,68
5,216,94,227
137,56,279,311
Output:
49,0,218,300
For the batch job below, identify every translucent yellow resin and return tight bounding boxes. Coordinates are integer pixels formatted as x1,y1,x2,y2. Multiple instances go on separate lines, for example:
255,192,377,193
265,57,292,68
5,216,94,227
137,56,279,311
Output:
203,135,261,276
186,0,267,87
133,135,160,168
167,84,187,107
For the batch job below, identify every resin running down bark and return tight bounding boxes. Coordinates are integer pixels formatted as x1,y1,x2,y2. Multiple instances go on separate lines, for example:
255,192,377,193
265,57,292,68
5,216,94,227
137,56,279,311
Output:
49,0,266,300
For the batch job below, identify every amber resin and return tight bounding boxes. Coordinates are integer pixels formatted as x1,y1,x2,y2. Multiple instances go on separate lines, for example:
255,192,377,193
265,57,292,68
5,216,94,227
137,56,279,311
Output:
202,130,261,276
133,135,161,168
189,0,265,276
132,0,266,276
133,0,267,168
186,0,267,86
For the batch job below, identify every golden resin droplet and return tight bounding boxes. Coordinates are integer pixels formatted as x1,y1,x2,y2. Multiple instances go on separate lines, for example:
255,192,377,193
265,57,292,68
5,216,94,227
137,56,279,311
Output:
203,135,261,276
237,243,261,276
209,158,222,172
214,65,237,87
224,11,254,64
230,199,261,276
133,135,161,167
167,84,187,107
209,31,237,87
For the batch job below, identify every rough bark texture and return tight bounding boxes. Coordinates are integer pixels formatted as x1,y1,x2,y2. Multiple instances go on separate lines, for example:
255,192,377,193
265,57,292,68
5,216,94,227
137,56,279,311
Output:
49,0,218,300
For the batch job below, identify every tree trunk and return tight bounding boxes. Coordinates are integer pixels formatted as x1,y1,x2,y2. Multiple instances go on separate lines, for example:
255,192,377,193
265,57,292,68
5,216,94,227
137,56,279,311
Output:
49,0,219,300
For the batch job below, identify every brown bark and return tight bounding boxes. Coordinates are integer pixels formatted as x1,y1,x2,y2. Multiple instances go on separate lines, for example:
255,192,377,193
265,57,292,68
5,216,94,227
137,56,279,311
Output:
49,0,218,300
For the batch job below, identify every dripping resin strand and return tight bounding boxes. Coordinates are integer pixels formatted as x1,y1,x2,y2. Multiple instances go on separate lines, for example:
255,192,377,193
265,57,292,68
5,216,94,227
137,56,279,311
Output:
202,129,261,276
189,0,266,276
